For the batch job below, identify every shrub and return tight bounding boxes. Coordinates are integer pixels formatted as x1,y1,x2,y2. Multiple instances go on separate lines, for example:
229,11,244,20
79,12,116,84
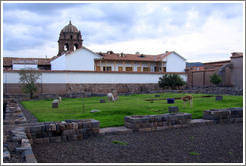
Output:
18,68,42,99
158,74,186,90
210,73,222,85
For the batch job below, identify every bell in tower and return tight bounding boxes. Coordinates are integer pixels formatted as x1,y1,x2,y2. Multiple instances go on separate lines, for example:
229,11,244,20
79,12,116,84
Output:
57,21,83,56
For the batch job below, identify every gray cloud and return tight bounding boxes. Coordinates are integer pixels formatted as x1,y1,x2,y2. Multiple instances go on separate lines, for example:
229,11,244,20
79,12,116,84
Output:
2,2,243,61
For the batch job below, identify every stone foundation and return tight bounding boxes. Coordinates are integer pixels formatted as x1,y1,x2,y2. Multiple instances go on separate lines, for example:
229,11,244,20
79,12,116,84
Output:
25,119,100,144
3,99,27,124
124,113,192,132
203,107,243,123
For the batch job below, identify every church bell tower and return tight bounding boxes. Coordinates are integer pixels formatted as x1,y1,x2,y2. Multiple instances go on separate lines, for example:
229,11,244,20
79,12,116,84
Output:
57,21,83,56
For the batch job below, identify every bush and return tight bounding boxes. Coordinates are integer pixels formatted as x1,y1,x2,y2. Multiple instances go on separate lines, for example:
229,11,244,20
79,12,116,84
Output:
158,74,186,90
210,73,222,85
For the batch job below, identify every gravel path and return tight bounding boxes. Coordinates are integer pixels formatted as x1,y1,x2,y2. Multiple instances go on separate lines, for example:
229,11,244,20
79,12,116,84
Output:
32,122,243,163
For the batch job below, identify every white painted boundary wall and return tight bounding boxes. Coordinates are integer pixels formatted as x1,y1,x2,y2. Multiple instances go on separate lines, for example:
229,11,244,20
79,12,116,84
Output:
3,71,187,84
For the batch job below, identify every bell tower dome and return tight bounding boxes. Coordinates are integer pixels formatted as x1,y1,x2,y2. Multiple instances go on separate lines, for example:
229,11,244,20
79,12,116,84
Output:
57,21,83,56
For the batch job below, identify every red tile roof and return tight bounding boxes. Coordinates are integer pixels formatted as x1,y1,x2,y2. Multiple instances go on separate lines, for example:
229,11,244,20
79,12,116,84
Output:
96,51,173,62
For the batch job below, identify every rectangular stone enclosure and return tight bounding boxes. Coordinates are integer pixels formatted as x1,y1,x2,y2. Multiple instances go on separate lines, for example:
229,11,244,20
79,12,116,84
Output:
26,119,100,144
203,107,243,123
124,113,192,132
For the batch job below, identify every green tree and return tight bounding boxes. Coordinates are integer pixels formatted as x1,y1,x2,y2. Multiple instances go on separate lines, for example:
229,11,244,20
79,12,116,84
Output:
18,68,42,99
210,73,222,85
158,74,186,90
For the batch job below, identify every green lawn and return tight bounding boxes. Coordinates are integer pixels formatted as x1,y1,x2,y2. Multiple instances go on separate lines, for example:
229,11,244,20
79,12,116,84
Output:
21,93,243,128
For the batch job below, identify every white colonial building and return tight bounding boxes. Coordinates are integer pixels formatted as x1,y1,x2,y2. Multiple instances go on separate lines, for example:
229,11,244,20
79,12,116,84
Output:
51,48,186,73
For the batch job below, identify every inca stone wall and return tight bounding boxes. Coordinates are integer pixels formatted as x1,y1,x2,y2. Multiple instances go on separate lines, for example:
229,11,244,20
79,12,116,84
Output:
124,113,192,132
25,119,100,144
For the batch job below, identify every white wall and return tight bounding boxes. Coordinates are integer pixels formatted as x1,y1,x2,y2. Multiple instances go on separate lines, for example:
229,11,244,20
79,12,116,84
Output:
163,52,186,72
65,48,101,71
3,71,187,84
12,64,38,70
51,54,66,70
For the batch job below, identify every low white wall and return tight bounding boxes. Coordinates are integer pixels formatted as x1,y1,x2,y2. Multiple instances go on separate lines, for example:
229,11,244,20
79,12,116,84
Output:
12,64,38,70
3,71,187,84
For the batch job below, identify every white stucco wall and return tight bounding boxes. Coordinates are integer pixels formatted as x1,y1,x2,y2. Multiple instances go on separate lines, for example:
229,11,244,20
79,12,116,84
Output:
3,71,187,84
51,54,66,70
163,53,186,72
65,48,101,71
12,64,38,70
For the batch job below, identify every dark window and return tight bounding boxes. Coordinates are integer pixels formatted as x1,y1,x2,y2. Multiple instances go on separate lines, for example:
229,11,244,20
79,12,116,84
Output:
103,66,112,71
70,35,73,39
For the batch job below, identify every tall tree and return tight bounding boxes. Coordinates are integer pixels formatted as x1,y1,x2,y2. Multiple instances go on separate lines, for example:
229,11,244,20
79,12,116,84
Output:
18,68,42,99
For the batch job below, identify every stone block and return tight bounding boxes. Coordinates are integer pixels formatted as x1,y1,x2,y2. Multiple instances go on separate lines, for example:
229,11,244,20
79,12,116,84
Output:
92,128,99,134
15,146,31,154
3,151,10,161
141,117,150,123
52,100,58,108
83,122,92,128
148,115,156,122
157,121,164,126
72,122,78,129
67,135,77,141
65,123,74,130
138,128,152,132
75,128,86,134
215,96,223,101
60,123,66,130
168,106,179,113
91,120,100,128
62,129,76,136
49,137,56,143
77,122,83,129
61,136,68,142
124,122,133,128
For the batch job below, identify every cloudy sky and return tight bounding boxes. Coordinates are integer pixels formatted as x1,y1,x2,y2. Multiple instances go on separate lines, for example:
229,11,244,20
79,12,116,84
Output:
2,2,244,62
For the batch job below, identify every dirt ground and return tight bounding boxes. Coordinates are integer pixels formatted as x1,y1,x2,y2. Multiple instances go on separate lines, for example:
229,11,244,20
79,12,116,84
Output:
32,122,243,163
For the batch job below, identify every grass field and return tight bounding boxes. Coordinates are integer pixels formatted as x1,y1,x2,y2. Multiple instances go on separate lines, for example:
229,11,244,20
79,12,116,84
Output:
21,93,243,128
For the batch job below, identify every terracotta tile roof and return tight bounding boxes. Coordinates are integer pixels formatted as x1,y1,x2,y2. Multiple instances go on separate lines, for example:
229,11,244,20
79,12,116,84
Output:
231,52,243,58
3,57,52,66
96,51,173,62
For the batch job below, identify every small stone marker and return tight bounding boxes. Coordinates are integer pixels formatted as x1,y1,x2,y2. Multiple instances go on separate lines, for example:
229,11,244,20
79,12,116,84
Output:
100,99,105,103
155,95,160,97
52,100,59,108
90,109,101,113
215,96,223,101
168,106,179,113
167,98,175,104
